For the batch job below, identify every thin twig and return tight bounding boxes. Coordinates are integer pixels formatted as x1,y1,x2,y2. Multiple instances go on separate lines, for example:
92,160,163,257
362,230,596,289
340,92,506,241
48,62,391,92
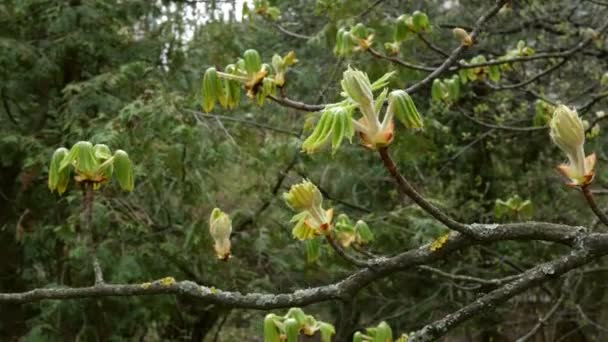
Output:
190,110,300,136
377,147,470,233
516,295,565,342
582,185,608,228
459,111,547,132
83,183,104,286
325,234,371,267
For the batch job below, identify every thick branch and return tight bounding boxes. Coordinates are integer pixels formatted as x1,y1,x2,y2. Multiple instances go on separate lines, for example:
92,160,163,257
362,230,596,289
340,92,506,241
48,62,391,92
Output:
0,222,595,306
409,234,608,341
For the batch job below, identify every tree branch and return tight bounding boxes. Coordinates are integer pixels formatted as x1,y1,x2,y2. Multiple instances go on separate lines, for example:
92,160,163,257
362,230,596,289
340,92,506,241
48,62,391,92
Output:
377,147,470,233
408,235,608,341
582,185,608,228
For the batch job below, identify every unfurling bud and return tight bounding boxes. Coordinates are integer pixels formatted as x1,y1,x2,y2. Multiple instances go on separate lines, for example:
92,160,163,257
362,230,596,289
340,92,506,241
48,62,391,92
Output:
453,27,473,46
550,105,596,186
283,180,323,211
284,180,333,239
341,67,373,107
388,90,424,129
209,208,232,260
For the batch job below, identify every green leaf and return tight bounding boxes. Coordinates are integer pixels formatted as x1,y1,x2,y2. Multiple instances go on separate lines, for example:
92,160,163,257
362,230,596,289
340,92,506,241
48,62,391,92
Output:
286,308,307,326
370,71,396,91
355,220,374,243
305,238,321,263
394,15,411,41
494,199,509,219
412,11,430,32
202,67,220,112
48,147,70,194
243,49,262,75
113,149,134,192
519,200,534,219
374,322,393,342
331,109,348,154
284,318,300,342
353,332,365,342
431,79,444,102
389,90,424,129
488,65,501,82
317,322,335,342
94,144,112,160
264,314,281,342
446,76,461,101
63,141,98,176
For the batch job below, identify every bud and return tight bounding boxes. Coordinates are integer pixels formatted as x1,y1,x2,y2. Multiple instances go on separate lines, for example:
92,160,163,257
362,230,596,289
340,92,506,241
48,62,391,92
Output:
384,41,400,55
453,27,473,46
284,180,333,238
341,67,373,107
601,72,608,87
550,105,596,186
209,208,232,260
283,179,323,211
283,51,298,66
388,90,424,129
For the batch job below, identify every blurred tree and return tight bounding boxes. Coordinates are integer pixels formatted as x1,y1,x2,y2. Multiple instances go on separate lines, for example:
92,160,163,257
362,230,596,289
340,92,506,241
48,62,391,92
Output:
1,0,608,341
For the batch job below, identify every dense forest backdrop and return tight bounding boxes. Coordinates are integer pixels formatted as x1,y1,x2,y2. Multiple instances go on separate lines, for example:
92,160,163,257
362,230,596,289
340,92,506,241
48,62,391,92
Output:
2,0,608,341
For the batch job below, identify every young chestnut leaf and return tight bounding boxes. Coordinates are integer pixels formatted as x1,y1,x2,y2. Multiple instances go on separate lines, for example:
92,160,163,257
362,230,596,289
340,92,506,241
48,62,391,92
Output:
388,90,424,130
48,147,70,195
284,318,300,342
263,314,281,342
113,149,134,192
202,67,220,112
243,49,262,75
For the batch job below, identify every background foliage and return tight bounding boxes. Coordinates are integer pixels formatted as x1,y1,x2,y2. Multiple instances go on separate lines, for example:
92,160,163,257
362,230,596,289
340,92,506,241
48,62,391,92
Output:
1,0,608,340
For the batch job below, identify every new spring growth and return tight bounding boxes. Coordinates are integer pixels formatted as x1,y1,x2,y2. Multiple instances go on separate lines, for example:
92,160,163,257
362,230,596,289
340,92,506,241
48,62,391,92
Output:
549,105,596,187
263,308,335,342
302,67,423,153
209,208,232,260
201,48,281,112
453,27,473,46
283,180,334,240
271,51,298,87
342,67,396,149
48,141,134,194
